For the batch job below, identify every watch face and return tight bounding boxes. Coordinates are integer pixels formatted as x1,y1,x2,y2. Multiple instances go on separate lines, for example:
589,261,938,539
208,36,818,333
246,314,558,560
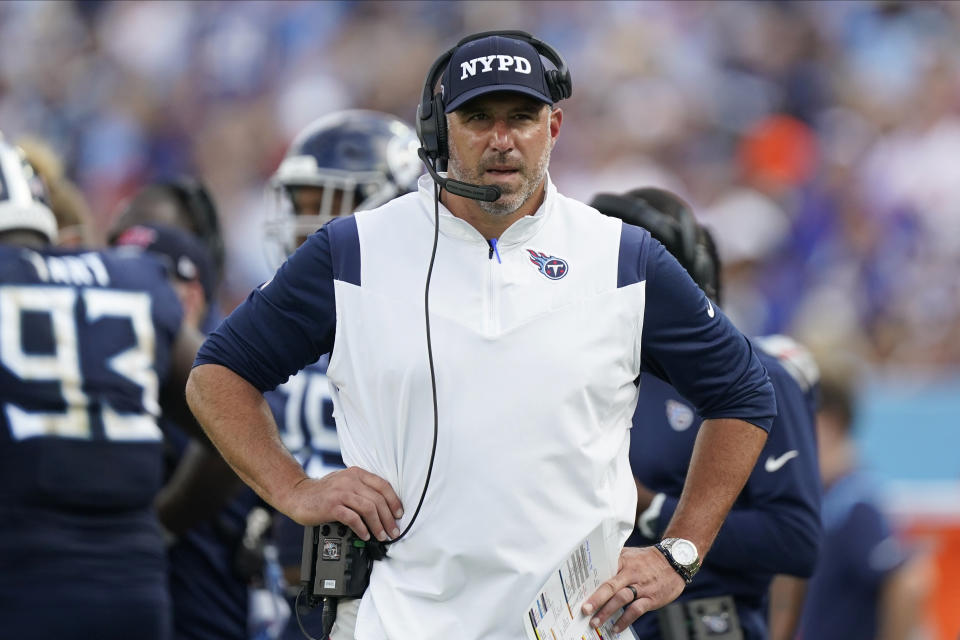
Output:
671,539,698,566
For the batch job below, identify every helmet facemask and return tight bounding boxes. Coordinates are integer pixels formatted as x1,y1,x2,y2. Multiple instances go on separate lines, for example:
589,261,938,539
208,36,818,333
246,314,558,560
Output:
263,166,401,269
262,110,422,270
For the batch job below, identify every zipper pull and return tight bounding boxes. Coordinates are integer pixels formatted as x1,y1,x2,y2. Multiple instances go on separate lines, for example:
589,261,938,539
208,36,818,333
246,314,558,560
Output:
489,238,502,264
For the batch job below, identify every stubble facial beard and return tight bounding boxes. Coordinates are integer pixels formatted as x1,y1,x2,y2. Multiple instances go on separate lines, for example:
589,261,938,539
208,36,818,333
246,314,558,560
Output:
447,138,553,217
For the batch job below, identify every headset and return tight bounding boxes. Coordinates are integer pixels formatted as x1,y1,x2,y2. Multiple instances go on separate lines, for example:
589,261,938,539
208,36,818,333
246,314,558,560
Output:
415,30,572,202
590,188,721,303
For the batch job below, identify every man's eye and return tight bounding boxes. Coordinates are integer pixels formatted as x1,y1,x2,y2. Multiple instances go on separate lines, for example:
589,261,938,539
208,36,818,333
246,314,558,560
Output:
467,113,488,122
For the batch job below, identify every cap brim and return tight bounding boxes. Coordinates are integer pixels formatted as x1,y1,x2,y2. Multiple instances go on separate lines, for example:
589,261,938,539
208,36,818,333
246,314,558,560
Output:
444,85,552,113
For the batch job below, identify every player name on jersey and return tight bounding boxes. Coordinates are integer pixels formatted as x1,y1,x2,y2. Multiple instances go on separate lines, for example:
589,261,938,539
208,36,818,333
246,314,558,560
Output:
23,250,110,287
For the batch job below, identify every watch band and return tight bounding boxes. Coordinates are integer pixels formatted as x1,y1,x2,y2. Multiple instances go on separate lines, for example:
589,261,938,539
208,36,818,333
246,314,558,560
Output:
654,541,694,584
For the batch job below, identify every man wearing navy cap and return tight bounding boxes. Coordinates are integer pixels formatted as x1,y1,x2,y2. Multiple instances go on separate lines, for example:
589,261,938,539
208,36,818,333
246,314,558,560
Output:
114,223,216,329
187,32,776,639
113,220,260,640
437,33,565,222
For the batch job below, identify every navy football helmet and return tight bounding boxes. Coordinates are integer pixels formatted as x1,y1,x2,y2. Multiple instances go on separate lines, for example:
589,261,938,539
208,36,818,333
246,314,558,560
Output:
264,110,422,267
0,133,57,243
590,187,722,304
109,177,224,286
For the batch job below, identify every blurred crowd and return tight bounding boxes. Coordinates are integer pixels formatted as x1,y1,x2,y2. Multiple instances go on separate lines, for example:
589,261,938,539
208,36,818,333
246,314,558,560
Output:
1,0,959,373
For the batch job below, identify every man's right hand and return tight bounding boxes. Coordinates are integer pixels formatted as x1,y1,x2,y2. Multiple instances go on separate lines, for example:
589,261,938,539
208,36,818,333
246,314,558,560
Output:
185,367,404,542
282,466,404,542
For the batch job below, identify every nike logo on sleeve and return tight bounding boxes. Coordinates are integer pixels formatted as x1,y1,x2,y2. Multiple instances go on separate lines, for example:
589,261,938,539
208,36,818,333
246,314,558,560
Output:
764,450,799,472
706,299,715,318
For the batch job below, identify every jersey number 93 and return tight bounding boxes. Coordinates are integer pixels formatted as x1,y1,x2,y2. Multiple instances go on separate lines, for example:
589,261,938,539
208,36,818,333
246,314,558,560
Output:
0,284,162,442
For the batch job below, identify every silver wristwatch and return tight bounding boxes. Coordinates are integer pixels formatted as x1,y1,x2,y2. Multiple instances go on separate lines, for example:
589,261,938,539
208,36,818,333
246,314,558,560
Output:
655,537,701,583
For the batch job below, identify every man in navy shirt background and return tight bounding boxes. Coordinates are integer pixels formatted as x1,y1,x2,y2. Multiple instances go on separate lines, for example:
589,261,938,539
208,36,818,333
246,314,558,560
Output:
799,372,932,640
592,187,822,640
111,206,261,640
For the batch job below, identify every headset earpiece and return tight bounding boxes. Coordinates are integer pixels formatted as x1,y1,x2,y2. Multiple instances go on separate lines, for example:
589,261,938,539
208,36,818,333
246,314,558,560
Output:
545,70,561,102
525,32,572,102
432,94,447,163
416,44,454,164
416,100,440,162
415,94,449,166
545,68,572,102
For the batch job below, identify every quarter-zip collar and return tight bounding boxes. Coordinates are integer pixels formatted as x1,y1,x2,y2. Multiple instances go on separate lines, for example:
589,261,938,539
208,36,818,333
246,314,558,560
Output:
416,172,556,249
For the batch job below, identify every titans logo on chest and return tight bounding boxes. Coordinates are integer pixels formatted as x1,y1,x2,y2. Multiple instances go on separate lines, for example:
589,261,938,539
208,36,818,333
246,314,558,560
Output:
527,249,568,280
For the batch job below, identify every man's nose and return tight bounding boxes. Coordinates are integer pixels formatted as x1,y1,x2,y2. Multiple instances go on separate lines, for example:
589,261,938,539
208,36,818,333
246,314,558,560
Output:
488,118,514,152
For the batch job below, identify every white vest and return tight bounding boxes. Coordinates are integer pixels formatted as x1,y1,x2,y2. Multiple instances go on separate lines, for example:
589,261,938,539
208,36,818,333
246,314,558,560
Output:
327,174,643,639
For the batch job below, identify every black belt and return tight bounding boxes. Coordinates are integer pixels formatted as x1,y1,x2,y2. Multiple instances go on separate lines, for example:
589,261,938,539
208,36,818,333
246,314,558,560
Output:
657,595,743,640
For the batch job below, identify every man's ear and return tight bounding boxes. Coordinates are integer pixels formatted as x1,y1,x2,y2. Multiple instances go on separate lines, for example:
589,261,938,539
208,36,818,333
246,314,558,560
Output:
176,279,208,329
549,107,563,143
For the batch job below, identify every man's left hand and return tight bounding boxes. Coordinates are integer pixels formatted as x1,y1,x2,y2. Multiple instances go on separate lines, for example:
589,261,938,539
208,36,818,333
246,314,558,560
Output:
581,546,685,633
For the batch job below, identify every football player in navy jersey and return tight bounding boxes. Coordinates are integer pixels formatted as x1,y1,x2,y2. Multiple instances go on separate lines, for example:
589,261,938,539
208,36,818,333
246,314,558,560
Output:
0,134,204,639
798,374,931,640
110,187,266,640
262,109,421,639
591,188,822,640
112,179,225,303
111,217,260,640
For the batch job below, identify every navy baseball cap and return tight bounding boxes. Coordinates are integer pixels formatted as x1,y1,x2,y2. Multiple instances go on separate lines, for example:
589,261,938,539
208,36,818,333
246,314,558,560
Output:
441,35,553,113
113,223,216,302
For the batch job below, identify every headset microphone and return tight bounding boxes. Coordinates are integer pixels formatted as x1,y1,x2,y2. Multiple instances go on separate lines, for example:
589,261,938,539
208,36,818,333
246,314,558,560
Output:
417,148,501,203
